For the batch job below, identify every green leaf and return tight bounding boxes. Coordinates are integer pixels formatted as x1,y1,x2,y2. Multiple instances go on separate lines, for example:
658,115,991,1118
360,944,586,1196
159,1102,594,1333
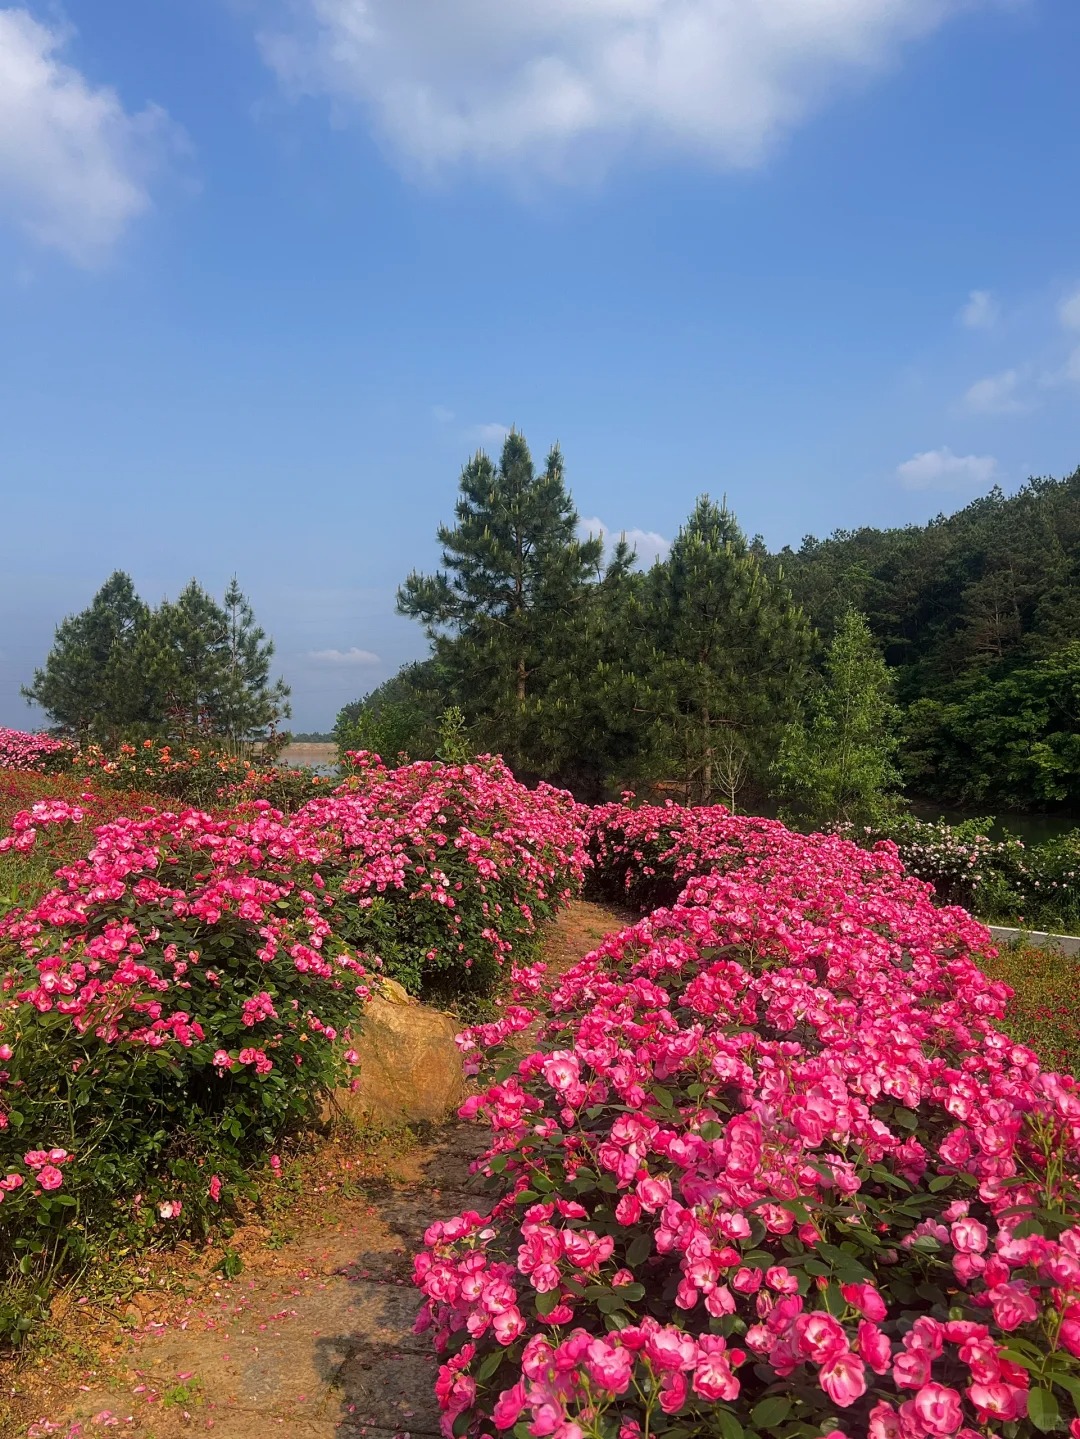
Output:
596,1290,626,1314
751,1397,792,1429
534,1289,561,1317
1027,1387,1059,1433
476,1349,504,1383
715,1410,745,1439
1048,1371,1080,1406
893,1106,918,1129
626,1233,653,1267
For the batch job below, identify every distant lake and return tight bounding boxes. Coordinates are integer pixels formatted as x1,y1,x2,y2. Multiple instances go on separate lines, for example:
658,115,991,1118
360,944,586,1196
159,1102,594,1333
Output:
907,801,1076,846
278,742,339,777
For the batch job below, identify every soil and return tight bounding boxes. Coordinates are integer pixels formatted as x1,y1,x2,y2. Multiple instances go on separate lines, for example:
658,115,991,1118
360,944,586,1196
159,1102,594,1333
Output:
0,900,633,1439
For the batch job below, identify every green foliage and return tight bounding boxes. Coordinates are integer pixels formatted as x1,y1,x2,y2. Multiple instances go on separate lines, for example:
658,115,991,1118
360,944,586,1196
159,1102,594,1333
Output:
769,465,1080,808
72,738,327,813
136,577,291,748
334,661,446,766
436,705,472,764
900,646,1080,807
849,811,1080,932
394,451,816,802
396,430,605,771
22,571,151,743
774,609,902,827
25,574,290,751
643,497,811,805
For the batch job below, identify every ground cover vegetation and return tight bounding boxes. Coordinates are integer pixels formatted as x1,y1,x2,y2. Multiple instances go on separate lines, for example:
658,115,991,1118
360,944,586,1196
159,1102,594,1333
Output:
0,749,586,1343
418,801,1080,1439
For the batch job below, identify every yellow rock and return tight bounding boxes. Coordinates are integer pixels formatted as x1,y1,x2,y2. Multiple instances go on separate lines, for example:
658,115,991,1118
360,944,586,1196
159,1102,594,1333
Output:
331,992,465,1126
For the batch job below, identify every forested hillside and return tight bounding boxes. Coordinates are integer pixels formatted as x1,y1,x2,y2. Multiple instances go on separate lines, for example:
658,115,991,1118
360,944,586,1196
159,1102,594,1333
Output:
343,445,1080,812
769,467,1080,806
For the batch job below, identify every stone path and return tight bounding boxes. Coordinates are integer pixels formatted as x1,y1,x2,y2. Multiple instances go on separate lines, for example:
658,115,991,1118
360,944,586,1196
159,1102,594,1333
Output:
6,900,630,1439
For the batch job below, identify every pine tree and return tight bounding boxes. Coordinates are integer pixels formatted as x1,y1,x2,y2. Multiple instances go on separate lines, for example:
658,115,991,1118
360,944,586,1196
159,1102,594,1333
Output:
531,536,656,799
397,431,603,769
23,572,151,742
137,579,290,747
774,609,902,827
218,578,291,751
646,497,811,805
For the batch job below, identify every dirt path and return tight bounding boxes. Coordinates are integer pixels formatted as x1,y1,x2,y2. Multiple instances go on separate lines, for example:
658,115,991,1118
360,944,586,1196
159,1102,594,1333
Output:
4,900,631,1439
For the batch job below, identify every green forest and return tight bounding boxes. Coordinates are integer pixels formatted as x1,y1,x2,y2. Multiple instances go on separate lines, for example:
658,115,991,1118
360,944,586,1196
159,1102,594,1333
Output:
339,435,1080,816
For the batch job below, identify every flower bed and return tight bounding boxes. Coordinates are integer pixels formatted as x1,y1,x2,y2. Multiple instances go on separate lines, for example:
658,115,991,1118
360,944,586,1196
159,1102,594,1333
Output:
0,728,74,775
416,807,1080,1439
0,757,585,1342
71,737,327,813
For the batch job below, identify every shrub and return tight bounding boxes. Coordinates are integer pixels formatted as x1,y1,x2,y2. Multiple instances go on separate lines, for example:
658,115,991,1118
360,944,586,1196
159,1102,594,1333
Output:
0,728,74,775
321,753,588,998
70,738,326,813
0,773,174,918
0,756,585,1340
847,816,1080,934
417,810,1080,1439
0,797,371,1340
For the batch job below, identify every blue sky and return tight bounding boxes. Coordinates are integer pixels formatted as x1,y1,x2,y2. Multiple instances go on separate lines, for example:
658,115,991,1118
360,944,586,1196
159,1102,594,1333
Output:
2,0,1079,730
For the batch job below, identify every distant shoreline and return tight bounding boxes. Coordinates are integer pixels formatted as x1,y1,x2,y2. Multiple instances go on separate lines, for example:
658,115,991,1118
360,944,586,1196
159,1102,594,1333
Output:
276,741,337,766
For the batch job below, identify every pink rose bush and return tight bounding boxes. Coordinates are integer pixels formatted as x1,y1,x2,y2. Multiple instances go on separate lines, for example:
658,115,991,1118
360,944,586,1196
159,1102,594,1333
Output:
0,756,584,1342
0,728,74,776
415,804,1080,1439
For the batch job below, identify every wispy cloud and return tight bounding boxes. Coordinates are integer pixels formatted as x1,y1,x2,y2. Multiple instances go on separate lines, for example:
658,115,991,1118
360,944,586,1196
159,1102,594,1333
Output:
896,447,998,491
473,422,511,447
579,515,670,568
962,368,1032,415
1059,286,1080,332
432,404,455,423
306,647,381,665
260,0,979,183
0,8,181,265
960,289,999,330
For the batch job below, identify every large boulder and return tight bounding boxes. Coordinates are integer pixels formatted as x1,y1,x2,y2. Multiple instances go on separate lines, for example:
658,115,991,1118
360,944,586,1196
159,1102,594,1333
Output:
330,979,466,1127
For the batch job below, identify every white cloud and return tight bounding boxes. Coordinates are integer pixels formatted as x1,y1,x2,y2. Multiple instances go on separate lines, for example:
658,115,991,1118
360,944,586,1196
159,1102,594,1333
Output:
1060,287,1080,332
0,9,179,264
259,0,978,180
432,404,455,423
896,447,998,491
473,421,511,446
579,515,670,567
960,289,998,330
962,367,1031,415
306,646,381,664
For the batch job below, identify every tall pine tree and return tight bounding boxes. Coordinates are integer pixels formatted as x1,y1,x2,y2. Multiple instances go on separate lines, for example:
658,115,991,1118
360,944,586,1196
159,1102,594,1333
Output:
397,431,603,770
137,579,290,748
773,609,902,827
645,497,811,804
23,571,151,742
